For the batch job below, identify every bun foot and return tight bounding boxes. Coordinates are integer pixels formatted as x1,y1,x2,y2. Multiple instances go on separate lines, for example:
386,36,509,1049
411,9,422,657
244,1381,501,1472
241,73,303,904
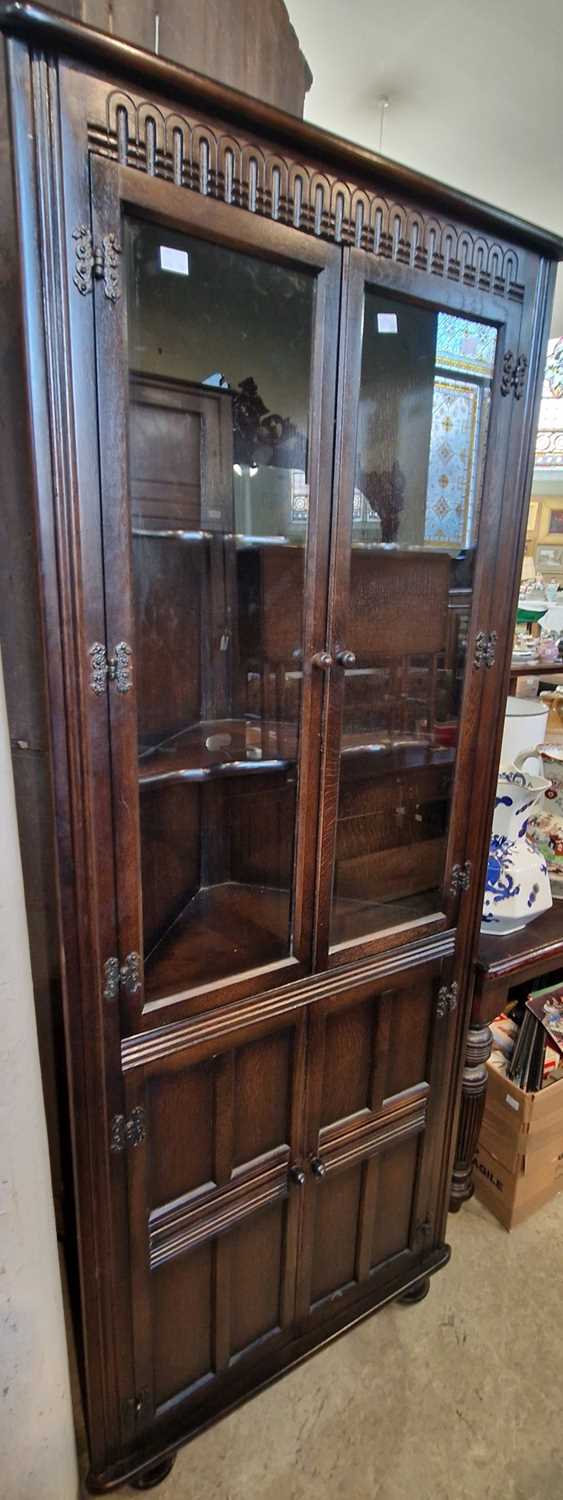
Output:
398,1276,430,1305
130,1455,176,1490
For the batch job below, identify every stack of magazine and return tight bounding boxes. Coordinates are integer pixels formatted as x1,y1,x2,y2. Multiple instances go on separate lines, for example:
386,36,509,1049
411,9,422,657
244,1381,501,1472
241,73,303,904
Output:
507,981,563,1092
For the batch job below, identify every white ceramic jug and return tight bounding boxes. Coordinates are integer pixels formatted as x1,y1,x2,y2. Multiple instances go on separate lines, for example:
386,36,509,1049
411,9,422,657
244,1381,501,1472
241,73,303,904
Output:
514,745,563,892
482,764,552,935
500,696,549,770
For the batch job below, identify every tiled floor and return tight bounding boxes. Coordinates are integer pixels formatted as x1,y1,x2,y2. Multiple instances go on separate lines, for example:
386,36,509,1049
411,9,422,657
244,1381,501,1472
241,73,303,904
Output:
85,1191,562,1500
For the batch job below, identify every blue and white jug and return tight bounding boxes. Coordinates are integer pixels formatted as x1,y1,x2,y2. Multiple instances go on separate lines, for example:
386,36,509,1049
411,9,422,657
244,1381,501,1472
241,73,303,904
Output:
481,765,552,935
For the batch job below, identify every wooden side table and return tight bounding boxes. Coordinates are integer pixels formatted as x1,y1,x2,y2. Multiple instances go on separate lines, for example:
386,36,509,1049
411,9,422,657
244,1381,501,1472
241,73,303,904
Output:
450,900,563,1211
508,657,563,693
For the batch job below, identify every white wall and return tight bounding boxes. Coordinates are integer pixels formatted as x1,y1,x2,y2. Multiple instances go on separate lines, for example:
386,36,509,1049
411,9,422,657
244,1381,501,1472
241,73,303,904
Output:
0,651,79,1500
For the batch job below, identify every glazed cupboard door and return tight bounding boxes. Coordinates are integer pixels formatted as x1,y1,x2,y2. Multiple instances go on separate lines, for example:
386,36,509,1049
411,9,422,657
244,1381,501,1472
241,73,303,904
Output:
121,1002,307,1442
91,157,339,1025
296,958,454,1322
315,248,523,970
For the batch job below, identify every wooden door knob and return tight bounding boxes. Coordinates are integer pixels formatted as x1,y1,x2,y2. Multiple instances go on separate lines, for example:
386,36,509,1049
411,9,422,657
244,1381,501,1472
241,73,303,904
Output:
311,1157,327,1178
311,652,333,671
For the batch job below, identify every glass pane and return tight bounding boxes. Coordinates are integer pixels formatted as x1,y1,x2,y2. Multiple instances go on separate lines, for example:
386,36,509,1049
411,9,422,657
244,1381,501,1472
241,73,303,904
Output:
124,219,313,998
329,294,497,950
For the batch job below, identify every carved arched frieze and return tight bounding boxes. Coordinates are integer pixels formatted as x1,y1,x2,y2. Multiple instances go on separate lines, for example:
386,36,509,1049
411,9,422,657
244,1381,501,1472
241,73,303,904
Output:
90,91,525,302
349,188,371,250
503,248,520,295
191,123,218,196
263,152,292,222
239,143,264,213
163,114,193,186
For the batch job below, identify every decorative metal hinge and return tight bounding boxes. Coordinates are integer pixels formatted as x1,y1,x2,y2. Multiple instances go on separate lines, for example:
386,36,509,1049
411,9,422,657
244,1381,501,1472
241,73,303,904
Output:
110,1106,146,1153
89,641,133,694
450,860,472,896
72,225,122,302
436,982,459,1019
473,630,497,670
500,350,528,400
104,952,142,1001
103,957,120,1001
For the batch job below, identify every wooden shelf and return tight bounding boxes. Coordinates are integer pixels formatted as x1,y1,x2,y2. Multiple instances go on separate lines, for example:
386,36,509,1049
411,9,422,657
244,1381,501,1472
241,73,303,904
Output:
473,897,563,1027
139,718,297,786
144,878,443,999
139,718,456,788
509,657,563,678
477,898,563,980
144,881,291,998
330,889,440,948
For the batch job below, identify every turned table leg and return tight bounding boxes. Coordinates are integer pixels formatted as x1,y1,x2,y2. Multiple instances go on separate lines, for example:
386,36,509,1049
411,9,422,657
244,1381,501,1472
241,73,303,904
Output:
450,1023,493,1212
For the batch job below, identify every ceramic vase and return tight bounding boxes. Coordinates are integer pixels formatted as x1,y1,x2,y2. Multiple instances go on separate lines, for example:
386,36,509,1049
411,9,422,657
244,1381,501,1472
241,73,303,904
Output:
515,745,563,893
481,765,552,936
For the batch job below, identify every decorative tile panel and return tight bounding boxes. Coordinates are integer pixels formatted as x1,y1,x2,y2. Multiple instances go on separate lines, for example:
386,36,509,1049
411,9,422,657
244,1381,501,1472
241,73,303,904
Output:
435,312,497,379
535,337,563,468
424,378,482,547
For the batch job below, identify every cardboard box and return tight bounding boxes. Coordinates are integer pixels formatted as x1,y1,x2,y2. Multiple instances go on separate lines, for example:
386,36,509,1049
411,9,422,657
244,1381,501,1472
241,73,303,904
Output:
479,1061,563,1174
474,1139,563,1230
473,1062,563,1228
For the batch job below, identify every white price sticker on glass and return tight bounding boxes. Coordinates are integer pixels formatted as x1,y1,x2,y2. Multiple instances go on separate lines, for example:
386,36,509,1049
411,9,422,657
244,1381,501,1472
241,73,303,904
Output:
160,246,190,276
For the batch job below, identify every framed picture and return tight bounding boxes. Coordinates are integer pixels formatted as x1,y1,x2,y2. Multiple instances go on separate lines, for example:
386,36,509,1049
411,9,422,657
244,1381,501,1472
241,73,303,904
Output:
548,508,563,534
526,500,538,535
537,544,563,572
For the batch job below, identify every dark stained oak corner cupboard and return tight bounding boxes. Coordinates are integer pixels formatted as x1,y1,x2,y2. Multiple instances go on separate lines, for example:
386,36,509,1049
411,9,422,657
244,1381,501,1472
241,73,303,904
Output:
1,5,561,1490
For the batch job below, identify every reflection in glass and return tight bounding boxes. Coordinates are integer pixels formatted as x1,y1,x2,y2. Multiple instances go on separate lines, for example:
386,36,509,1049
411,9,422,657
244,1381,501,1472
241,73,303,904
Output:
125,219,313,997
329,294,497,949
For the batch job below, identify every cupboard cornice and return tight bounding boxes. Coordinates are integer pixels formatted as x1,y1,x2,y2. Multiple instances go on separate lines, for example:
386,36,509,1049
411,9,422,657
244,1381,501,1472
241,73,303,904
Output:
2,0,563,262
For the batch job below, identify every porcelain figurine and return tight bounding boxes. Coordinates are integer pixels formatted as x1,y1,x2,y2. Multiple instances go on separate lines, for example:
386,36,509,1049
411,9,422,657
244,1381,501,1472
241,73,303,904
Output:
481,765,552,935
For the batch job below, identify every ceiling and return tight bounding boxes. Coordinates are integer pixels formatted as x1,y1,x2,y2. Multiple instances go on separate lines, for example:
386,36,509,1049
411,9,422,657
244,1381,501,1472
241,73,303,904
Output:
286,0,563,333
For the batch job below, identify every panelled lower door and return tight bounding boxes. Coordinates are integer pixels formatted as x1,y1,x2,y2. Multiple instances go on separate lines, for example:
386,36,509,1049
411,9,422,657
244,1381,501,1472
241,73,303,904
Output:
122,1003,306,1436
296,957,455,1323
315,248,523,971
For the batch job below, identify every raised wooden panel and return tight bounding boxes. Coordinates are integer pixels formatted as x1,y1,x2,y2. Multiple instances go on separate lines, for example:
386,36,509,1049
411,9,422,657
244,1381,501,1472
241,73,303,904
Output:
129,377,233,531
153,1245,213,1407
320,1001,374,1128
147,1062,215,1205
314,976,434,1148
383,984,433,1104
310,1164,362,1304
370,1136,419,1268
233,1031,292,1168
130,399,202,529
229,1201,285,1357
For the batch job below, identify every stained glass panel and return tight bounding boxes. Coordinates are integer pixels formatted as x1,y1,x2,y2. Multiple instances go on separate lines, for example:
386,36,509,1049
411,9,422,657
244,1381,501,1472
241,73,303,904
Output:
535,338,563,468
435,313,496,380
